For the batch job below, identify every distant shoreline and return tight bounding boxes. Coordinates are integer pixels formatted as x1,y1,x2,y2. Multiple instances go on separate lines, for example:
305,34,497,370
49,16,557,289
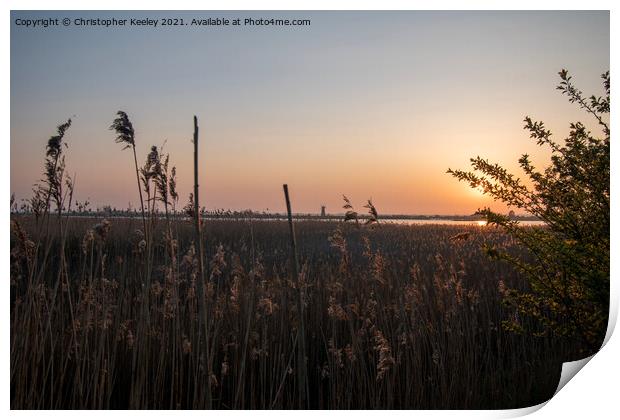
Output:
10,211,542,222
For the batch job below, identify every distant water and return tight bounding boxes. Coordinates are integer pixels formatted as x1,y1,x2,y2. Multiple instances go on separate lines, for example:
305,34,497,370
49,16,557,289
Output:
203,217,546,226
40,214,546,226
383,219,546,226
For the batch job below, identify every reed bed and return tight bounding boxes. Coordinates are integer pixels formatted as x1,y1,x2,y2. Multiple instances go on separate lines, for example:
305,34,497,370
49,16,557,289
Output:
10,216,581,409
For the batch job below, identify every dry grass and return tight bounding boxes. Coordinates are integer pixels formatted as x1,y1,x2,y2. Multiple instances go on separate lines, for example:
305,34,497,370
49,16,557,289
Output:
10,216,581,409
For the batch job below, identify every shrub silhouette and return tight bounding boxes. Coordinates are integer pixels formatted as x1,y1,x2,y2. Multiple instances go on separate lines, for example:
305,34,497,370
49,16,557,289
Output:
448,70,610,355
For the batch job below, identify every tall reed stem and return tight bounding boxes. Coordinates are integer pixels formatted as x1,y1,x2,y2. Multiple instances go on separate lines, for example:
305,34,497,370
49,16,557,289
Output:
283,184,309,408
193,116,211,408
132,144,147,237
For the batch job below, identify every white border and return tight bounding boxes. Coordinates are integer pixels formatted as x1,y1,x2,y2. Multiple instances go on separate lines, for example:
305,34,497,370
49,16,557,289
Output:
3,2,617,419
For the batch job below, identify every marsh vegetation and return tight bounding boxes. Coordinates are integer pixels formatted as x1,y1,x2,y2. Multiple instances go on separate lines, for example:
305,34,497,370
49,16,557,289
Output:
10,70,608,409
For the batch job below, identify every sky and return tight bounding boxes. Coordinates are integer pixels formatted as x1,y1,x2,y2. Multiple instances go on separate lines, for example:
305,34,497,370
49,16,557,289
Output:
10,11,609,215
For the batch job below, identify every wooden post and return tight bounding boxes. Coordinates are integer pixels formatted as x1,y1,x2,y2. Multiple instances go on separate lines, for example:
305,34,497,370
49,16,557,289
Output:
282,184,309,407
193,116,211,408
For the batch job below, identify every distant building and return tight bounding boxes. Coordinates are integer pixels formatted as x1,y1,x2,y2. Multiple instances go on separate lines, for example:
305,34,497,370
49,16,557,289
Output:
321,205,326,217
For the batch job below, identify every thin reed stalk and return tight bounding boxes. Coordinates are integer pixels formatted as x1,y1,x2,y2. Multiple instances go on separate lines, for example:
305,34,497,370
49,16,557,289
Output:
192,116,212,408
283,184,309,408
